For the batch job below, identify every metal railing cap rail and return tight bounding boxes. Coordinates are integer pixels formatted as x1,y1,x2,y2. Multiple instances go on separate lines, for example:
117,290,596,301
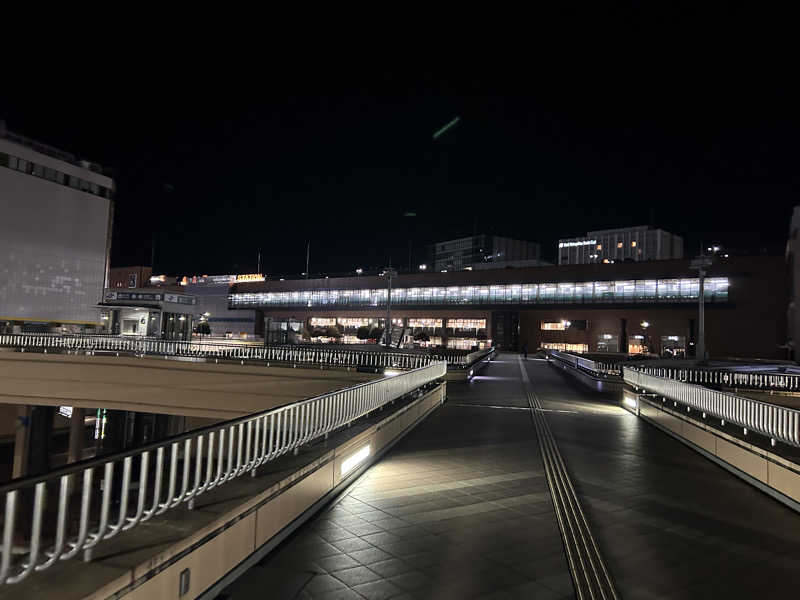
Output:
623,365,800,412
0,361,446,495
623,366,800,447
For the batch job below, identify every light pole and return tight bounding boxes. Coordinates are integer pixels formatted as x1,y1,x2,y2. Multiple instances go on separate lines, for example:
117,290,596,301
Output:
383,267,397,346
690,253,713,362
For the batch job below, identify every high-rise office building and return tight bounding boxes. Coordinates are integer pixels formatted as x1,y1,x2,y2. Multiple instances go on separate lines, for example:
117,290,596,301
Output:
558,226,683,265
430,235,541,272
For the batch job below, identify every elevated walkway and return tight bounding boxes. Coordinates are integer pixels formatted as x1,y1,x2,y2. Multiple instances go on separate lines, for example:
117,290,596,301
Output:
224,354,800,599
0,353,377,418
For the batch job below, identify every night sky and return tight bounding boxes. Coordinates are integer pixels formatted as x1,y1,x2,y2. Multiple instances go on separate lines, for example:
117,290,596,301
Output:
2,23,797,277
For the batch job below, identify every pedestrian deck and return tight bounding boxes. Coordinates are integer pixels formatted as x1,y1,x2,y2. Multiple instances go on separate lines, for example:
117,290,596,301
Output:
221,354,800,599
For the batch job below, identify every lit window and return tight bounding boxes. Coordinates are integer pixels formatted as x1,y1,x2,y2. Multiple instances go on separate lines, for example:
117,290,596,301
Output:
541,343,588,353
596,244,602,250
617,242,623,249
541,321,566,331
631,241,637,247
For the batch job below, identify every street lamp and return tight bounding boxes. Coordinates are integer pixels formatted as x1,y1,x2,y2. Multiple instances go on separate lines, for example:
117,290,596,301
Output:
419,264,427,271
690,252,713,362
356,268,363,276
383,267,397,346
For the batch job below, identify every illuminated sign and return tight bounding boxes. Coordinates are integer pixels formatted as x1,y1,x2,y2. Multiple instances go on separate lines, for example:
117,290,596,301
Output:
558,239,597,248
59,406,73,418
235,274,266,283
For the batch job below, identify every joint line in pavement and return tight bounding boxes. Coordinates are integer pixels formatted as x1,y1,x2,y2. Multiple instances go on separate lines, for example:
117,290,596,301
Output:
519,355,619,600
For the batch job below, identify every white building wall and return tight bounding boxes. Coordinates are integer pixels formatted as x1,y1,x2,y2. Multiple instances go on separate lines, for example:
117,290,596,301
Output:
0,139,112,325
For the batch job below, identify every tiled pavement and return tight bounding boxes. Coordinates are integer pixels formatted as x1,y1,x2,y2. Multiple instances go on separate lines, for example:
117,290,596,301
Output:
222,355,574,599
523,358,800,599
223,355,800,599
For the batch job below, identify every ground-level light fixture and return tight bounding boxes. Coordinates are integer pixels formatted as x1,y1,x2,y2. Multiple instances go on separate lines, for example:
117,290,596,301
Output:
356,268,363,274
341,444,371,475
623,395,638,410
419,264,427,271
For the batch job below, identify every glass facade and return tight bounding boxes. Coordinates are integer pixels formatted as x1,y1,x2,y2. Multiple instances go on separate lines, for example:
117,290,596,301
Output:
230,277,729,309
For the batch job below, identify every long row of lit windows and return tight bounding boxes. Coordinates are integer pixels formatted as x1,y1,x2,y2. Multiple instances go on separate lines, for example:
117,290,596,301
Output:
231,278,729,309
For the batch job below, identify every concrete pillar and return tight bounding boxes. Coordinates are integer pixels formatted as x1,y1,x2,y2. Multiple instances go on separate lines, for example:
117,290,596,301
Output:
12,405,31,479
67,407,86,464
26,406,55,477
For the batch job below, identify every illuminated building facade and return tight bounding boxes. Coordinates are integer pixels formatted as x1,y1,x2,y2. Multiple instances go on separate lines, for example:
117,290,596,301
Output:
230,255,787,359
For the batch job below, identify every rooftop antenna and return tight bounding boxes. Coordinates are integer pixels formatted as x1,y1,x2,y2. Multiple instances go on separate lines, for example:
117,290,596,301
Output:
305,242,310,279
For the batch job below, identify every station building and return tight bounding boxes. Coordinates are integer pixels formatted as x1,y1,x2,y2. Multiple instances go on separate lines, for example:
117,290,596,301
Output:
229,255,787,359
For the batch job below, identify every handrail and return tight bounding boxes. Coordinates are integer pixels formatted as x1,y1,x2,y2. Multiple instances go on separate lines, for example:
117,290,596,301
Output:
0,334,472,370
0,361,446,584
632,364,800,393
545,350,622,377
623,367,800,448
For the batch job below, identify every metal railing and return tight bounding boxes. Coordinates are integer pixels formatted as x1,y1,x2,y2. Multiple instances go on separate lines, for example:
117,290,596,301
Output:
546,350,622,377
0,361,446,584
0,334,449,370
633,365,800,393
624,367,800,448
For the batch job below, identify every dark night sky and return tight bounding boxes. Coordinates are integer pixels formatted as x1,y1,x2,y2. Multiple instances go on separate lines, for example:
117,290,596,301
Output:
2,17,797,276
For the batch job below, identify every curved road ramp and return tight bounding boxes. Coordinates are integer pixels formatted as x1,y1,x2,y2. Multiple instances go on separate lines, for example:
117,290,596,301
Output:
0,362,447,599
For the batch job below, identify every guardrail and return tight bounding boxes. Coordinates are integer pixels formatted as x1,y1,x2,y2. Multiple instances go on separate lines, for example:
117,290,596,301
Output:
0,360,446,584
623,367,800,448
633,365,800,393
545,350,622,377
0,334,451,370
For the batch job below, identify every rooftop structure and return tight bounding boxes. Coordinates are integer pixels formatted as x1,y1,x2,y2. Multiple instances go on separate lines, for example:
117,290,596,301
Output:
558,225,683,265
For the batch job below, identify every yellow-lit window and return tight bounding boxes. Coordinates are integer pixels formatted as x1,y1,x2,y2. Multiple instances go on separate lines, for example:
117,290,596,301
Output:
596,244,602,250
631,241,637,247
541,343,588,353
310,318,336,327
541,321,566,330
448,319,486,330
337,318,373,328
617,242,623,249
408,318,442,328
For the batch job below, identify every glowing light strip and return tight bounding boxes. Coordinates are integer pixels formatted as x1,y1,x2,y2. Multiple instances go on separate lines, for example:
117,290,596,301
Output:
341,444,371,475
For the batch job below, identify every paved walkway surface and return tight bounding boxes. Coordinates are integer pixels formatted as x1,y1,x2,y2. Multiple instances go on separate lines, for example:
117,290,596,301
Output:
525,358,800,599
223,355,573,599
222,353,800,600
